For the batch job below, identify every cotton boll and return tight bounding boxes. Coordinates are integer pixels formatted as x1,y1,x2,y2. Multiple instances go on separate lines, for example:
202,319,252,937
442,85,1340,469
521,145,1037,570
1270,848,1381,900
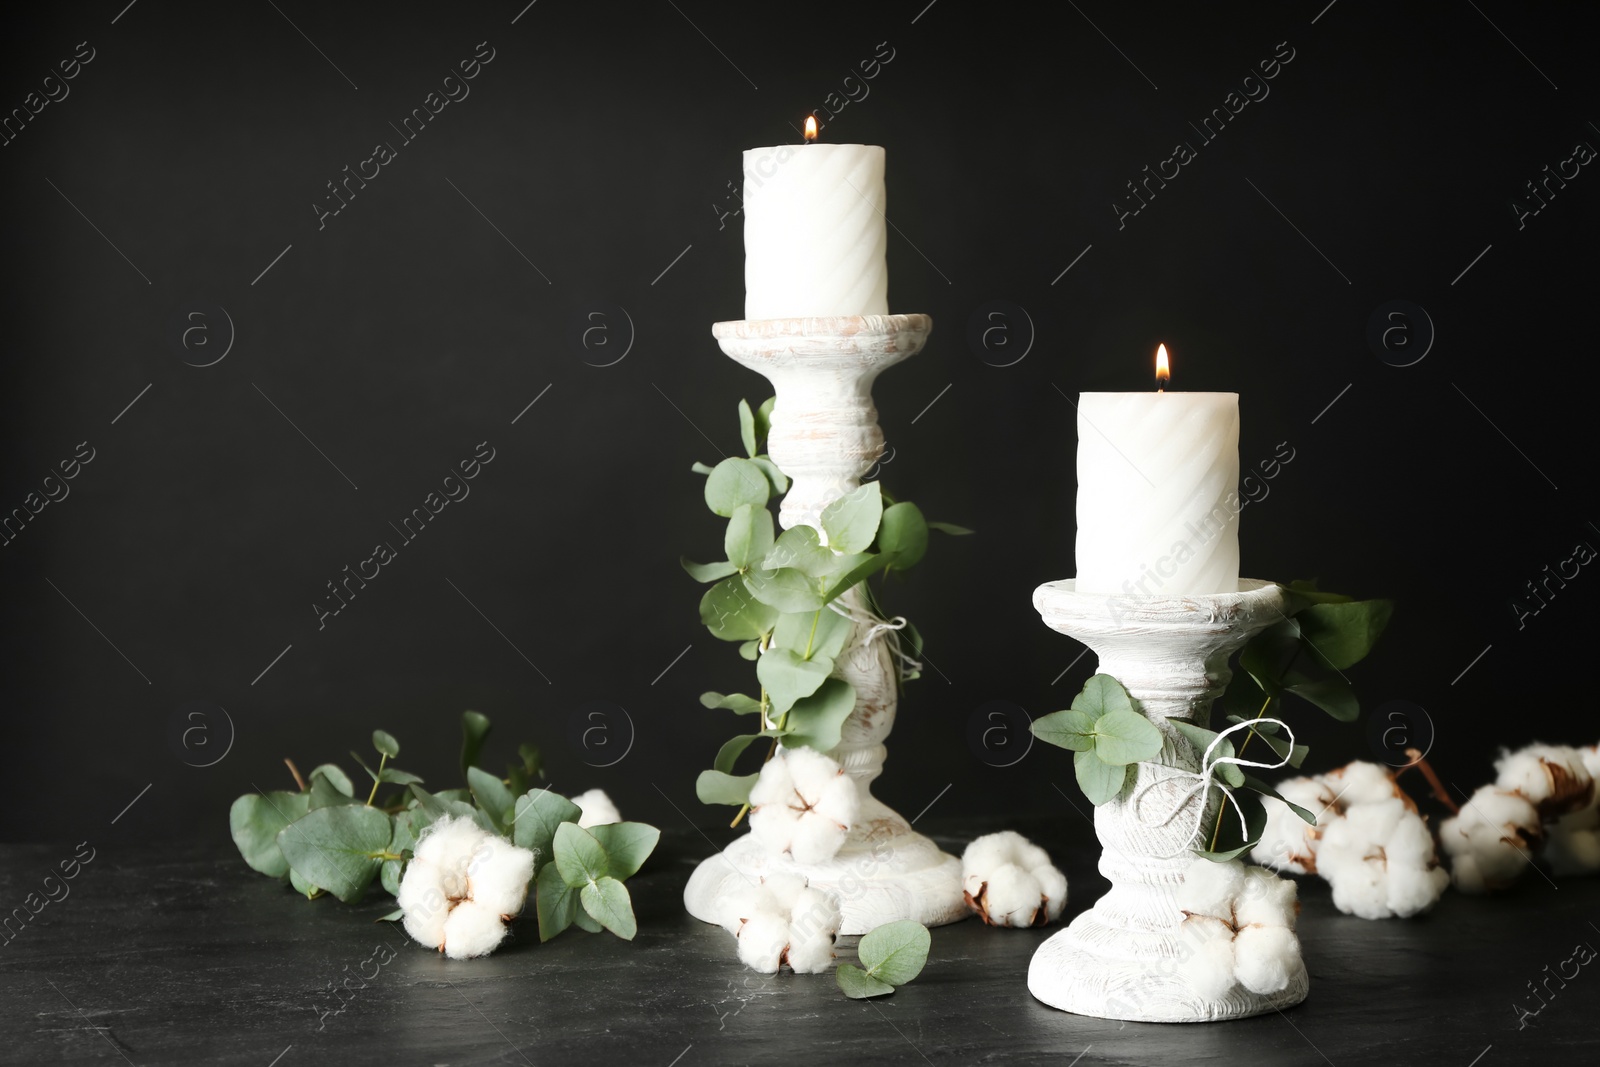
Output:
1176,857,1244,920
1035,864,1069,923
1496,743,1596,820
397,858,450,951
716,882,774,936
747,748,857,864
1385,864,1451,919
1318,799,1447,919
979,863,1046,927
1439,786,1542,893
1233,924,1301,995
466,834,536,919
570,789,622,828
1323,761,1401,809
1177,918,1237,1000
735,912,790,974
783,887,840,974
413,815,488,899
1253,777,1334,874
961,831,1029,877
1235,867,1298,928
441,899,509,959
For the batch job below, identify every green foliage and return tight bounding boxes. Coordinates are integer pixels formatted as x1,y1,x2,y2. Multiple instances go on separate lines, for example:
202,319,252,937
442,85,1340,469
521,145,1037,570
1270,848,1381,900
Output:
836,920,931,999
1031,674,1163,805
684,399,971,809
226,714,659,948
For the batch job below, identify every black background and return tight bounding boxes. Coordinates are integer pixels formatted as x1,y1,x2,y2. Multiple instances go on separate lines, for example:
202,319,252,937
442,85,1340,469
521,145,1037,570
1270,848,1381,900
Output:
2,0,1595,844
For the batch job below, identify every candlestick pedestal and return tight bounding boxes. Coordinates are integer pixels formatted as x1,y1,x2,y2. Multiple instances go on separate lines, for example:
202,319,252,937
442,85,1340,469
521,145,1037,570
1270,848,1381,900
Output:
1029,579,1309,1023
683,314,967,936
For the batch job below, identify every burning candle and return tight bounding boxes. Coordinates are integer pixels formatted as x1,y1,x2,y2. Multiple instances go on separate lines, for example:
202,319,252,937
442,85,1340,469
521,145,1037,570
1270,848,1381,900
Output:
1074,345,1241,596
740,119,888,319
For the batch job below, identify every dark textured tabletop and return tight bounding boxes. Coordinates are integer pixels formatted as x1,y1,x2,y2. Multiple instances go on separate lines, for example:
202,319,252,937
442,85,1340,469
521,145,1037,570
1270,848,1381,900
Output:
2,817,1594,1066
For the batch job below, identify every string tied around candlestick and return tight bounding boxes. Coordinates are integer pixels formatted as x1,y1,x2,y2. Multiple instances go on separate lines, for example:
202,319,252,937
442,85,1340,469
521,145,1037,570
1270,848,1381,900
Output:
826,598,923,681
1128,716,1298,859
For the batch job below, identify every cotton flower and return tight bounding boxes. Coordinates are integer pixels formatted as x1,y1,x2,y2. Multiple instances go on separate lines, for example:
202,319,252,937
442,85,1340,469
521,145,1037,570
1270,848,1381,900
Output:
570,788,622,828
1494,743,1595,819
1546,745,1600,876
397,815,535,958
960,831,1068,927
747,747,858,865
1439,786,1543,893
716,872,841,974
1315,798,1450,919
1252,760,1448,919
1174,858,1301,998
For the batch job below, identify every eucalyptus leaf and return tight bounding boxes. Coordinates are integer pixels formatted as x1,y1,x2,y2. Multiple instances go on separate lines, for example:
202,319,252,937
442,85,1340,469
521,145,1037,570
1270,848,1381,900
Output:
290,866,323,900
572,908,603,933
1193,792,1268,861
275,804,392,903
1091,709,1164,766
1031,708,1097,752
738,640,760,661
468,766,516,831
762,525,835,577
1071,674,1136,720
773,608,851,661
554,822,609,888
820,483,883,554
1296,599,1393,670
511,788,583,874
690,461,715,475
926,521,974,536
309,766,358,809
372,730,400,758
696,770,757,806
1282,674,1360,722
587,822,660,880
700,576,779,641
859,920,931,986
821,552,894,605
705,457,770,517
1240,773,1318,826
409,784,494,834
743,567,825,613
535,861,577,941
701,691,764,715
682,557,739,583
783,678,857,752
229,791,311,877
757,647,833,714
714,732,762,774
725,504,776,570
751,457,789,495
754,397,776,449
460,711,492,774
1075,749,1129,805
379,767,424,786
837,963,896,999
738,399,758,458
878,502,929,571
581,876,638,939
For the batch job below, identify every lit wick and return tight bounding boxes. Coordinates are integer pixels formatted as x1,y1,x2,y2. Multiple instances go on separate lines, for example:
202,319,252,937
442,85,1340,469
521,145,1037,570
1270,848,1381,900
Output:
1155,343,1170,393
804,114,818,143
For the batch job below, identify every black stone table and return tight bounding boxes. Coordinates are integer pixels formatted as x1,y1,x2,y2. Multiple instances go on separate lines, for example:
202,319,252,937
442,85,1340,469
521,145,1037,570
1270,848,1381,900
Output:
2,817,1594,1066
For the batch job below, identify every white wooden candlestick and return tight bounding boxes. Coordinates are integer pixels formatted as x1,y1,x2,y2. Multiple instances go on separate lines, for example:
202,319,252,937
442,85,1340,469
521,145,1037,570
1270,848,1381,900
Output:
682,314,967,935
1029,578,1310,1022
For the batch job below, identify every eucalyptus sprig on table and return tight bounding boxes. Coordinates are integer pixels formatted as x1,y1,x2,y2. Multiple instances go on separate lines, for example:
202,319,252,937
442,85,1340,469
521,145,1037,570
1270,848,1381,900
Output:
227,711,660,942
682,398,970,823
1031,581,1393,862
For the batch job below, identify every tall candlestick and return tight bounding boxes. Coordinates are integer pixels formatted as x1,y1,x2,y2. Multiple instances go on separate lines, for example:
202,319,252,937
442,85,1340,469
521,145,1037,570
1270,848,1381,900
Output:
1074,354,1240,596
741,142,888,319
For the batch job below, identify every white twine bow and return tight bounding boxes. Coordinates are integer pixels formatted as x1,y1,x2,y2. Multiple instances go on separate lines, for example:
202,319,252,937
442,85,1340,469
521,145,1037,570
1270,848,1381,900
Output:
826,599,923,680
1129,716,1298,859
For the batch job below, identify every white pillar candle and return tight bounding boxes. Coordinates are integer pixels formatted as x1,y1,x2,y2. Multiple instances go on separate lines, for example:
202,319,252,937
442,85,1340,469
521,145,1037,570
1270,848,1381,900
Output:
1074,390,1241,596
742,143,888,319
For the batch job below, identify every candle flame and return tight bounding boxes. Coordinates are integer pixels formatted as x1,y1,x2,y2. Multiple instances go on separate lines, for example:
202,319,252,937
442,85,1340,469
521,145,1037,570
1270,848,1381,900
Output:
804,115,818,143
1155,344,1170,391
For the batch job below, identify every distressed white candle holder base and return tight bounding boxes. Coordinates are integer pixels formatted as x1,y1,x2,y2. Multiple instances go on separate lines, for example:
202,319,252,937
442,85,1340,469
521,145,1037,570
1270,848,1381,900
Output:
682,314,967,936
1028,578,1310,1023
